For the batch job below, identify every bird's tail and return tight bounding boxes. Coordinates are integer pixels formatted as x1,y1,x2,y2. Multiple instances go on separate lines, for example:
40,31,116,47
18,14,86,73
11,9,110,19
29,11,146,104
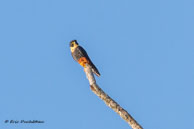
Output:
91,62,100,77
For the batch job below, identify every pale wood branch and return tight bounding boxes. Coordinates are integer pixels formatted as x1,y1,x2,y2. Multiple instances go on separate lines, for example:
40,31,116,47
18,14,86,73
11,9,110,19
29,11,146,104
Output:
84,64,143,129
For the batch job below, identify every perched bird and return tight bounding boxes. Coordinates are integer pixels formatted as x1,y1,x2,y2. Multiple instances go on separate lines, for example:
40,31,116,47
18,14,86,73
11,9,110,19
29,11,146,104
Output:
70,40,100,77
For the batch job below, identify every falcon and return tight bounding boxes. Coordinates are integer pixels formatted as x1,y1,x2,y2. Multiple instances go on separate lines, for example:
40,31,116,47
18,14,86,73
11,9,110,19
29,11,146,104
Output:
70,40,100,77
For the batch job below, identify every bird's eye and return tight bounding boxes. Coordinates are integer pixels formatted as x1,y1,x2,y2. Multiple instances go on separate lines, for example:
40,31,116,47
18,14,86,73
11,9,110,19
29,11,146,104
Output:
71,43,74,47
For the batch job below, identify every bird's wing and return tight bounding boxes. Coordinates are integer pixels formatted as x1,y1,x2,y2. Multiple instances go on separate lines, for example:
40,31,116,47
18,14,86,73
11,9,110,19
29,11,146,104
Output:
78,46,100,77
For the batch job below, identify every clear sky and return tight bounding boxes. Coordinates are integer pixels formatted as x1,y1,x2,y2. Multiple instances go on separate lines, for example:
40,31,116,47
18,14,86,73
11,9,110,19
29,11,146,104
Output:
0,0,194,129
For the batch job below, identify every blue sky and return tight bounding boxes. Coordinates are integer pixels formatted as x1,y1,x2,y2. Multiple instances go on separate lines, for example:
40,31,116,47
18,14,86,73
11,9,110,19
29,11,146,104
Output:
0,0,194,129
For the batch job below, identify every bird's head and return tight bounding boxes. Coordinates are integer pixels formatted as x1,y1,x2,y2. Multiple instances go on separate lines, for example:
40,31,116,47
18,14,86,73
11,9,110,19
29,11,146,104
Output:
70,40,79,52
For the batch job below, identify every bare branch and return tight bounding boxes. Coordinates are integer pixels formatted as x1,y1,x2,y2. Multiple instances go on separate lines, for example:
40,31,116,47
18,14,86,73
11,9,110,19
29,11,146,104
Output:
84,64,143,129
